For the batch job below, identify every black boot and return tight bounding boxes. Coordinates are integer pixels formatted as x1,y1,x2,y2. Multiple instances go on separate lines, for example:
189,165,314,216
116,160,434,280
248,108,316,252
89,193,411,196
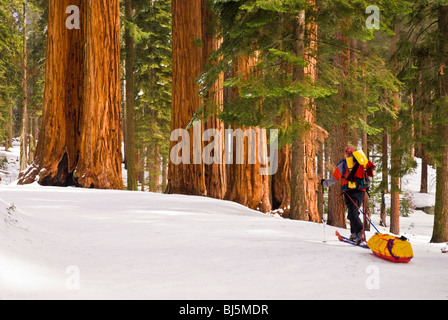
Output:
355,231,366,245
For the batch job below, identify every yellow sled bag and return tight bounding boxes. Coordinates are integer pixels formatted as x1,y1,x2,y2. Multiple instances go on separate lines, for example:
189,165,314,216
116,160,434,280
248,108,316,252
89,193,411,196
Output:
367,233,414,263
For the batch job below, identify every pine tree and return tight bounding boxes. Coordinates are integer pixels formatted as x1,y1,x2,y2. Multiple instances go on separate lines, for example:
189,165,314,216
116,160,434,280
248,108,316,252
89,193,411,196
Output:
124,0,137,191
0,0,22,149
432,3,448,243
133,0,172,193
395,0,448,242
26,0,47,163
20,1,28,171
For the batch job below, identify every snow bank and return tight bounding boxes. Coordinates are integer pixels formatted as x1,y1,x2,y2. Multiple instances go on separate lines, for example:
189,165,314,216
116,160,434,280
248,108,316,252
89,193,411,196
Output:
0,184,447,300
0,144,20,186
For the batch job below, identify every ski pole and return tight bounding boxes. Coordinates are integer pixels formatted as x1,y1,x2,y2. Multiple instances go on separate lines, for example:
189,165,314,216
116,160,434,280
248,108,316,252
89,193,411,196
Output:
320,182,326,243
344,191,381,234
360,208,380,234
323,213,326,243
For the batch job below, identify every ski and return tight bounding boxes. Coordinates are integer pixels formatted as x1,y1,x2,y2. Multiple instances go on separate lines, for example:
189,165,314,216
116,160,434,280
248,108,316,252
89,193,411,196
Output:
335,231,369,249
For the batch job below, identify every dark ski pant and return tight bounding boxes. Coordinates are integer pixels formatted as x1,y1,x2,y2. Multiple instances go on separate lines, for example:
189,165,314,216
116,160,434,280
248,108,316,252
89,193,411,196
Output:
344,190,365,235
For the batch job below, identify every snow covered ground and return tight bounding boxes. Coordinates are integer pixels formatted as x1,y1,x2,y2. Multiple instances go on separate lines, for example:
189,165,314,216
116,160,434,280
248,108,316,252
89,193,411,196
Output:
0,140,21,186
0,146,447,300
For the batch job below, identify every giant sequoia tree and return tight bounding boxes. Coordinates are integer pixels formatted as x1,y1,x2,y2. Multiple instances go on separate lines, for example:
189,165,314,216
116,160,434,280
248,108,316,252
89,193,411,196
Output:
166,0,206,196
19,0,123,189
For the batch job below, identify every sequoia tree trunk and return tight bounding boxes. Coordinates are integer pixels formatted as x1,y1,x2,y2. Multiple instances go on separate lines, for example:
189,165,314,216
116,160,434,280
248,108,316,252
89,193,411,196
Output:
167,0,206,196
18,0,123,190
202,1,226,199
77,0,123,189
19,0,85,186
224,55,271,213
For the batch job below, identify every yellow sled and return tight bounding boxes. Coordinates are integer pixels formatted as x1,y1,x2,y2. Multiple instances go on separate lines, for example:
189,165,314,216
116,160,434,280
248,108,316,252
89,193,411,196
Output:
367,233,414,263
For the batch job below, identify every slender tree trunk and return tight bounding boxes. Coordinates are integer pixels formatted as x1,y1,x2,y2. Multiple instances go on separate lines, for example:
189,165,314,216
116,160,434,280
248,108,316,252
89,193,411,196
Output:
317,142,324,220
161,156,167,192
289,11,306,221
125,0,137,190
136,149,144,191
167,0,206,196
202,1,226,199
271,12,291,217
431,4,448,243
150,146,161,192
327,23,349,228
5,104,13,152
390,95,400,235
420,114,429,193
28,116,36,163
380,130,388,227
410,92,415,159
20,1,28,171
390,28,400,235
420,151,428,194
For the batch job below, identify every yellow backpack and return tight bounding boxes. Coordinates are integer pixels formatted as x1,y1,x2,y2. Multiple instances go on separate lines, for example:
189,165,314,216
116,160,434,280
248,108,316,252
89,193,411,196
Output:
345,150,371,190
367,233,414,263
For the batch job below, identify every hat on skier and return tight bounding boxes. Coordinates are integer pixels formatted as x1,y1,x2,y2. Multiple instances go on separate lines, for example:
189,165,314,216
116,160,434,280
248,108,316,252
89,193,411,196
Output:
345,146,355,156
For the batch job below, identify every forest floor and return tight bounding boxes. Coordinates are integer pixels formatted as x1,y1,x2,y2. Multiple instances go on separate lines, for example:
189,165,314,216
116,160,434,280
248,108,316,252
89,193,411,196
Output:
0,145,447,300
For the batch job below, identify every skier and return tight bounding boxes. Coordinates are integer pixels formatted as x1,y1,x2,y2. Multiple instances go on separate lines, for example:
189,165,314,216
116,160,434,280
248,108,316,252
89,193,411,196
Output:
321,146,375,244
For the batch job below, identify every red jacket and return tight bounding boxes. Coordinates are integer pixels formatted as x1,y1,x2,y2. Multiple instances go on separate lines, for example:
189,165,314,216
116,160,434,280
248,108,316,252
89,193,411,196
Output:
323,157,375,191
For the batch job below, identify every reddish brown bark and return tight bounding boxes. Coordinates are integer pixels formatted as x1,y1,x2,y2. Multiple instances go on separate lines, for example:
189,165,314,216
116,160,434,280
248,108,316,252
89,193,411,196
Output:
272,143,291,215
390,28,400,235
224,56,271,213
202,2,226,199
290,5,321,222
19,0,85,186
166,0,206,195
77,0,123,189
327,22,350,228
19,0,123,190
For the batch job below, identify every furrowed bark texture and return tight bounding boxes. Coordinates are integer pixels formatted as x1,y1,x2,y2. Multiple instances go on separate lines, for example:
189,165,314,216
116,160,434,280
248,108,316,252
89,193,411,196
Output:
167,0,206,196
19,0,123,190
77,0,123,189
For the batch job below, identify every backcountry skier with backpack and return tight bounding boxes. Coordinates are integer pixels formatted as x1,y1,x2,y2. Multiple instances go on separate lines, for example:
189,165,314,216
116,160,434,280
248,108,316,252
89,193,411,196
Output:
321,147,375,244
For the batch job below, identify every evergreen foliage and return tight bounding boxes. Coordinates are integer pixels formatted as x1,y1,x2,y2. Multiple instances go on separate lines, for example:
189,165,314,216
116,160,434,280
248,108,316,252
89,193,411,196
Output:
0,0,22,142
0,0,447,240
